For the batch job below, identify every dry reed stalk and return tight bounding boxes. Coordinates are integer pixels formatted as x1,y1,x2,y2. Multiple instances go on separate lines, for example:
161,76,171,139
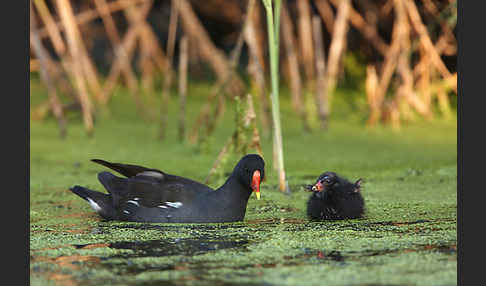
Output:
436,85,452,119
246,95,264,157
80,55,104,104
188,0,257,144
380,0,394,17
296,0,315,81
30,3,67,138
280,1,305,124
418,73,456,107
297,0,318,130
375,0,435,127
251,125,264,157
422,0,457,56
139,36,155,93
365,65,378,122
404,0,452,79
250,1,267,73
116,4,152,113
247,57,271,137
30,59,40,72
102,1,153,105
416,42,432,112
395,0,426,121
434,33,456,56
133,5,174,120
159,0,179,140
178,36,188,142
54,0,104,104
329,0,388,55
43,55,79,102
94,0,122,44
325,0,350,99
137,27,155,92
38,0,149,39
56,0,94,135
314,0,335,35
367,0,403,126
102,26,141,102
422,0,440,15
140,24,171,74
200,0,258,143
176,0,244,96
312,15,329,130
166,0,179,63
33,0,79,97
377,0,408,126
388,101,401,130
447,73,457,94
396,67,414,123
33,0,66,54
403,0,438,121
436,35,456,57
398,53,429,119
245,11,271,137
94,0,138,93
357,1,379,27
123,0,155,94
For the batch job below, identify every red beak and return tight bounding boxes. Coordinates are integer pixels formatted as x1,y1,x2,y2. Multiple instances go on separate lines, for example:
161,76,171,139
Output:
312,181,324,192
251,170,261,200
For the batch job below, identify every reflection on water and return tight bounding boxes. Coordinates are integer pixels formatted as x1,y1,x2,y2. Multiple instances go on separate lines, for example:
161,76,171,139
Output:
109,237,249,258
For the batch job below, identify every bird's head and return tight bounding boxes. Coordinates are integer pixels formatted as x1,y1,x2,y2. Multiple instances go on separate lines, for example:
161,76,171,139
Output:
305,172,339,193
306,172,363,195
234,154,265,200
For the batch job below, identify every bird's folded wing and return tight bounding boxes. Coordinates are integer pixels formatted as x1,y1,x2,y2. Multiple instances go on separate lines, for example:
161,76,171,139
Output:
91,159,166,178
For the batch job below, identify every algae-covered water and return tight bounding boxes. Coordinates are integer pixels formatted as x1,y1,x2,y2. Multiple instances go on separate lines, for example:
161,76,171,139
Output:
30,81,457,285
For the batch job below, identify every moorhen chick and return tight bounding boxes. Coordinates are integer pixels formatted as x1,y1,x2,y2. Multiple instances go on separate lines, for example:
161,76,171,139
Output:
70,154,264,223
305,171,365,220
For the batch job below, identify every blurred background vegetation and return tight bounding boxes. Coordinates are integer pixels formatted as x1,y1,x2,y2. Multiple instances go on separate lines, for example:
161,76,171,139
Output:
30,0,457,183
30,0,457,132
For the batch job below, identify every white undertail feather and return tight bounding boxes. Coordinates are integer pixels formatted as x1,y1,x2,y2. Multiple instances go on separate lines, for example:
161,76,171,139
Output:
87,198,102,212
165,202,183,208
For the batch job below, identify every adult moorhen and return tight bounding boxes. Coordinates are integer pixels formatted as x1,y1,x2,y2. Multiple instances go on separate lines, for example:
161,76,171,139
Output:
305,171,365,220
70,154,265,223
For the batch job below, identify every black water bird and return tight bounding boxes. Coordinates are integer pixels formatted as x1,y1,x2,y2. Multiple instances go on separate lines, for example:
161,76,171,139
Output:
70,154,264,223
305,171,365,220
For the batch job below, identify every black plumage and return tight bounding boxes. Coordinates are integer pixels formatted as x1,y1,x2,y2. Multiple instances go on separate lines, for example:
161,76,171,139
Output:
305,171,365,220
70,154,264,223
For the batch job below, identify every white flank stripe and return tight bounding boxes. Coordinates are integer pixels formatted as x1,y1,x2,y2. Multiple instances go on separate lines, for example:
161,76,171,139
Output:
158,205,168,209
87,198,102,212
123,210,130,214
165,202,183,208
127,200,140,207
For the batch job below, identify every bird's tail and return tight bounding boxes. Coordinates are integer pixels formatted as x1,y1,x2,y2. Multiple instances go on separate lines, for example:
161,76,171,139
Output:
69,185,116,220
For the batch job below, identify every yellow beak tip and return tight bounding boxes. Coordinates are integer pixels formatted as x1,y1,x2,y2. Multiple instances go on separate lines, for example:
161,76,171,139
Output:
255,192,261,200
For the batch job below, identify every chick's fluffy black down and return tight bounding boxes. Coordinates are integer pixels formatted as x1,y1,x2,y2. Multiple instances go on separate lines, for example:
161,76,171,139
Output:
306,172,365,220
